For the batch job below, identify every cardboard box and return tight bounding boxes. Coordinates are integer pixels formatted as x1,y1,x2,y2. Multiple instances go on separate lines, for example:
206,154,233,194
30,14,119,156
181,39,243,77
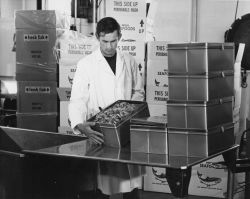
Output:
55,31,99,65
148,103,167,117
16,28,64,65
146,60,168,87
106,0,146,18
118,39,145,61
57,87,71,127
146,85,168,105
144,156,227,197
116,16,146,40
57,87,71,101
59,64,76,88
147,41,169,60
188,156,228,198
15,10,70,29
17,81,58,113
16,63,57,81
16,112,58,132
234,63,241,110
136,58,146,85
144,166,171,193
58,126,74,135
60,101,70,127
144,156,245,198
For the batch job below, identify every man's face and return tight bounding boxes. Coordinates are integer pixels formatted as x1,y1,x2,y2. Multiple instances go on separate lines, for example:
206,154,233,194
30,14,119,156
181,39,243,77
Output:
98,30,120,57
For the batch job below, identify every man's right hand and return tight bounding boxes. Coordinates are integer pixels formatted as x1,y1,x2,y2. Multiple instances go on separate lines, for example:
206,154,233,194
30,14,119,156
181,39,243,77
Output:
74,122,104,145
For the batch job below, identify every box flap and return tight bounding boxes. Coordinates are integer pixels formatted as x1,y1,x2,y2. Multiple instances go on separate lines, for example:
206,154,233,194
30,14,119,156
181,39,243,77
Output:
57,87,71,101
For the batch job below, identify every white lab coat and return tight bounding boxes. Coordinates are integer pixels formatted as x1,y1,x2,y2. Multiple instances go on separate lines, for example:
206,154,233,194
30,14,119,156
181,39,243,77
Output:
68,47,145,195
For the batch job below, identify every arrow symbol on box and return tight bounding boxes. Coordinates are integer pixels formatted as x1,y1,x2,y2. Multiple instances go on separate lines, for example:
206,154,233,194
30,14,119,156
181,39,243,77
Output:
138,63,142,71
140,20,144,27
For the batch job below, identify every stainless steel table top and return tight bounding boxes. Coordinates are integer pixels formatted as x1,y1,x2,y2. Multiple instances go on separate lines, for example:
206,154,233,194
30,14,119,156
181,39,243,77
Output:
23,139,239,169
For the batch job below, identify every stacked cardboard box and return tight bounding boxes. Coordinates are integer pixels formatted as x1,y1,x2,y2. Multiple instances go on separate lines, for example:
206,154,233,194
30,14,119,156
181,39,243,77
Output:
146,41,168,116
55,30,99,134
15,10,70,132
106,0,147,84
144,41,169,193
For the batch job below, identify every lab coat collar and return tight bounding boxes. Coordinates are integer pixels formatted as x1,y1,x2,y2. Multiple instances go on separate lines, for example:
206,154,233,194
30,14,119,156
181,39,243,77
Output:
95,47,125,78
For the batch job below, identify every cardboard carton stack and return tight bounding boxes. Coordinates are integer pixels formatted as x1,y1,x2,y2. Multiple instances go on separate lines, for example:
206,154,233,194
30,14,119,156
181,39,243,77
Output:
146,41,168,116
15,10,70,132
55,30,99,134
143,41,169,193
106,0,147,84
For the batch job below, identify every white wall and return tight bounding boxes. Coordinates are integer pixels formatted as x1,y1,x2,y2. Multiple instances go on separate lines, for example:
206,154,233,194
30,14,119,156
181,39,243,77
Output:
0,0,22,18
45,0,71,14
147,0,250,42
197,0,250,42
147,0,193,42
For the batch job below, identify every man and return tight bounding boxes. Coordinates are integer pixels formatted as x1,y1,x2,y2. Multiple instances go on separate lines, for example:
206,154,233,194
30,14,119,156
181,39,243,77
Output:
69,17,145,198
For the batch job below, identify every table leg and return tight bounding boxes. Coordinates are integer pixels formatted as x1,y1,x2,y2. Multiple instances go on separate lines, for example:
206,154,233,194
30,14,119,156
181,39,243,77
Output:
222,147,237,199
222,147,237,172
226,170,235,199
165,167,192,198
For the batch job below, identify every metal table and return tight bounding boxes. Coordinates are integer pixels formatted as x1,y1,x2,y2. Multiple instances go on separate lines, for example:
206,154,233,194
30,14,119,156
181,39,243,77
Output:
0,126,239,198
23,139,239,198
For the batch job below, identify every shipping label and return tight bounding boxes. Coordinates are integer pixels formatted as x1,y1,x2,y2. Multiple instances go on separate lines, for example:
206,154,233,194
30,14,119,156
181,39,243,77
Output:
58,39,99,65
24,34,49,42
106,0,146,17
16,29,57,64
147,41,169,60
25,86,51,94
115,16,146,40
67,43,93,55
118,39,145,60
146,86,169,105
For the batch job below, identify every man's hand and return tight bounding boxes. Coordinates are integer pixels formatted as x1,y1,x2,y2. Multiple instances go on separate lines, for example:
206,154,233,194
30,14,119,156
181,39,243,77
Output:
75,122,104,145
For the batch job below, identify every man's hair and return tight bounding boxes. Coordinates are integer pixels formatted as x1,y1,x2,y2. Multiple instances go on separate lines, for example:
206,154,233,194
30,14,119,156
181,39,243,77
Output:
96,17,121,38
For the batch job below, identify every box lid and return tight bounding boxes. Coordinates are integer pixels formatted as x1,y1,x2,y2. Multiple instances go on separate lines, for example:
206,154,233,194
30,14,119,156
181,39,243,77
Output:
15,10,70,29
168,70,234,77
168,122,234,134
167,97,233,106
130,116,167,130
168,42,234,50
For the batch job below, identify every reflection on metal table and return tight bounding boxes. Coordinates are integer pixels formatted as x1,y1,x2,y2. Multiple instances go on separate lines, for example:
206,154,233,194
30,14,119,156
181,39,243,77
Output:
23,139,239,198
